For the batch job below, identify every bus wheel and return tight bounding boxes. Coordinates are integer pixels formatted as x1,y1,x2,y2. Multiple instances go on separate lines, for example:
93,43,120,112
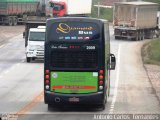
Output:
101,103,106,110
48,104,52,111
26,57,31,62
48,104,56,111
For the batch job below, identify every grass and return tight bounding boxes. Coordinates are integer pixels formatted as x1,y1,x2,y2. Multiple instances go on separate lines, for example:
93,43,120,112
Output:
91,7,113,22
91,0,113,22
142,39,160,65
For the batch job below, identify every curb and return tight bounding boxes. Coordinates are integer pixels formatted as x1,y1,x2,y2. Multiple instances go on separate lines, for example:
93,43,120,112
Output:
141,41,160,104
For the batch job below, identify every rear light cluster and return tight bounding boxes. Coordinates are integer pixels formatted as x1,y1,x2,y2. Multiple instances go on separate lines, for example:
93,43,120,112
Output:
45,69,50,90
99,70,104,90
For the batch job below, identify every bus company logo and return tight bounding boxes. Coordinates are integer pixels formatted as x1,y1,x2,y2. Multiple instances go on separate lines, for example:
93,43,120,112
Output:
79,31,93,35
56,23,94,34
52,73,58,78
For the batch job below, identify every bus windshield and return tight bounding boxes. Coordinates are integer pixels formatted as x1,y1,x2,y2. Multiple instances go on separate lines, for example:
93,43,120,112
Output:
53,4,64,11
47,21,101,69
29,32,45,41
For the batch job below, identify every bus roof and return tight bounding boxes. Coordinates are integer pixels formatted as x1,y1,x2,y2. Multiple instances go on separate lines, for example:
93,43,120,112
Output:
47,17,108,24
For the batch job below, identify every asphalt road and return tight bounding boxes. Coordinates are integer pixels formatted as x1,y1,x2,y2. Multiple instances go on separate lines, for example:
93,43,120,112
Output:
0,26,160,120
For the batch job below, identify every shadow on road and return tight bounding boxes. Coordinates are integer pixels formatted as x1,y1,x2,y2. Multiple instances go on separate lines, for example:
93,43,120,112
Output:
48,104,106,112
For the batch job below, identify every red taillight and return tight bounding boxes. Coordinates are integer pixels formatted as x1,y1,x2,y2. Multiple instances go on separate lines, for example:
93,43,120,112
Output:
45,70,49,74
99,80,104,85
99,75,103,80
99,70,104,74
45,69,50,90
45,80,50,84
98,69,104,90
45,75,49,79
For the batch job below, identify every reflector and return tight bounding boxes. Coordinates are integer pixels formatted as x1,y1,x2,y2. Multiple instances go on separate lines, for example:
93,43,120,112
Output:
45,70,49,74
45,75,49,79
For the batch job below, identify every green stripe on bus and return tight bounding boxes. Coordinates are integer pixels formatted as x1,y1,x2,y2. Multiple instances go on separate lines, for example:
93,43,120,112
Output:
50,72,98,94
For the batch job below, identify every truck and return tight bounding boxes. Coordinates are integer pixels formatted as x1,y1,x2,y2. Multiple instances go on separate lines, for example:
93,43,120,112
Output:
0,0,53,25
113,1,159,40
23,17,47,62
26,26,45,62
23,0,92,62
49,0,92,17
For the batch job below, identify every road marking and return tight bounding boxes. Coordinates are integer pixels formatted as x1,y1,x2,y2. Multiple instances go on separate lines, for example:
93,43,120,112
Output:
15,63,20,66
21,59,25,63
109,44,121,114
4,70,9,74
0,44,5,49
0,60,24,76
15,91,44,116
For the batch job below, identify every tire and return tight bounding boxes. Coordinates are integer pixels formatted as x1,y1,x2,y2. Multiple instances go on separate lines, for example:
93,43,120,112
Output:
26,57,31,63
13,17,18,26
136,32,139,41
115,36,119,40
97,103,106,110
48,104,52,111
32,57,35,61
8,17,13,26
102,103,106,110
48,104,55,111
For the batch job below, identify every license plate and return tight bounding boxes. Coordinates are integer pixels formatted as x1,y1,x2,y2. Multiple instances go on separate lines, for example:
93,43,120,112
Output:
69,97,79,102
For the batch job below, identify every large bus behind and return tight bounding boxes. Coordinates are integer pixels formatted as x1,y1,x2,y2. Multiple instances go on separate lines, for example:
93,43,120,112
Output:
44,17,116,109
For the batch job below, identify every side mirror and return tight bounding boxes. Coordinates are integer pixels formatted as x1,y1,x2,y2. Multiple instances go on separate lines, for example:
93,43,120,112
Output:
23,32,25,38
110,54,116,70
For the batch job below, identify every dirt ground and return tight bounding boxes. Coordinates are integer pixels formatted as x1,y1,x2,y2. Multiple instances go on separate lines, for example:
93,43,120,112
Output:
0,25,24,44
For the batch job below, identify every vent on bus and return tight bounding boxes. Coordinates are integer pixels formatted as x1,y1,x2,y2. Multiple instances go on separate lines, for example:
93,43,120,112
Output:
51,51,98,69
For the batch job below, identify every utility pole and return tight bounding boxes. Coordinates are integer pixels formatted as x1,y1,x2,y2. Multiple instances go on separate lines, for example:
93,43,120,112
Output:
98,0,100,18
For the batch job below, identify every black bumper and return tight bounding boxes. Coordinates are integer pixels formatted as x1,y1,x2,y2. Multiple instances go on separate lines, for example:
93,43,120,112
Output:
44,91,105,105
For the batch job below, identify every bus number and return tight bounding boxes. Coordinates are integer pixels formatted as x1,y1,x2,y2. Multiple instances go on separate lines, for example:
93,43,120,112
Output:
86,46,96,50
